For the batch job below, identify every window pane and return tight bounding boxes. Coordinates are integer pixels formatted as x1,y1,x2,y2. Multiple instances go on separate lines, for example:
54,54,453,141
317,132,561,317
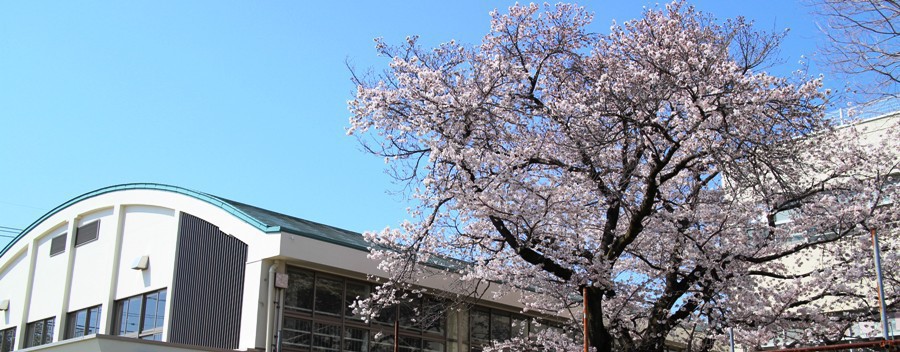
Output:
282,317,312,349
315,277,343,316
399,336,422,352
73,310,87,337
370,334,394,352
422,297,445,334
88,306,101,335
144,292,160,331
155,290,167,329
375,304,396,325
344,326,369,352
44,318,55,344
423,340,444,352
491,312,511,342
512,317,529,338
470,310,490,343
345,281,370,320
399,297,421,331
28,320,43,347
124,297,142,334
115,301,125,334
312,321,341,352
286,269,314,312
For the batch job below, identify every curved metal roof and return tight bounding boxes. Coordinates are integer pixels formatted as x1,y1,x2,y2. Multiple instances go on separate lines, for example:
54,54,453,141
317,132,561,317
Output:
0,183,370,258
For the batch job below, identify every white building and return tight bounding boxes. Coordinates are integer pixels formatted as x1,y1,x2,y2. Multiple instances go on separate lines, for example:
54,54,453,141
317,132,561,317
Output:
0,184,547,352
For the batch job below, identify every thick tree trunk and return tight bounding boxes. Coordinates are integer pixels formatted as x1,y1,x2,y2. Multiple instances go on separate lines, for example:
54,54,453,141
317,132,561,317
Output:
584,286,613,352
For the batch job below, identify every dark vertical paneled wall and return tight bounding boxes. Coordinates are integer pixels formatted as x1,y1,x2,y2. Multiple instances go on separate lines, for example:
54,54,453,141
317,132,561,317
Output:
169,212,248,349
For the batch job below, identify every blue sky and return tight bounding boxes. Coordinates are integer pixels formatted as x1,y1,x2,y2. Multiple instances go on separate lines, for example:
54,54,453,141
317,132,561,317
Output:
0,1,850,248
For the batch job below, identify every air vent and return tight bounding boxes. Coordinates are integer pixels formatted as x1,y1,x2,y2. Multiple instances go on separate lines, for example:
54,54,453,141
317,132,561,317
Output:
75,220,99,247
50,233,67,256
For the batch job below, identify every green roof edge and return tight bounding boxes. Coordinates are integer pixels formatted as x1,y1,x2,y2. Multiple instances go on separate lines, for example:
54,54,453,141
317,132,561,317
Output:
0,183,281,257
0,183,466,273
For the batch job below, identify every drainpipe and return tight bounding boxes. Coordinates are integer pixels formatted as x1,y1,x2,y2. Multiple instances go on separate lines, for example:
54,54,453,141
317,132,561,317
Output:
265,262,280,352
277,288,285,352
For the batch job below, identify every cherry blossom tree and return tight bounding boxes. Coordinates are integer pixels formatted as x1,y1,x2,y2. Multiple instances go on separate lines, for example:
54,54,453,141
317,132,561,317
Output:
348,2,900,351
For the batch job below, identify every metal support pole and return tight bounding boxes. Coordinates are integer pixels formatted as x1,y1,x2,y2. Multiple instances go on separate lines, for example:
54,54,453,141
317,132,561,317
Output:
729,327,736,352
871,228,891,339
394,320,399,352
584,286,589,352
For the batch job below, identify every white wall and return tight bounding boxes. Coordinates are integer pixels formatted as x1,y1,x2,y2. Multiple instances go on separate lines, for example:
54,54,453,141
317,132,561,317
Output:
68,209,115,311
28,225,70,321
0,250,27,330
115,206,177,299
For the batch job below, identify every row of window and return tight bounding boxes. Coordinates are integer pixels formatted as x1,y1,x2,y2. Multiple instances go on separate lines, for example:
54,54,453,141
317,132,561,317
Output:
1,288,166,350
49,220,100,257
280,267,565,352
281,318,445,352
469,308,564,351
281,267,447,352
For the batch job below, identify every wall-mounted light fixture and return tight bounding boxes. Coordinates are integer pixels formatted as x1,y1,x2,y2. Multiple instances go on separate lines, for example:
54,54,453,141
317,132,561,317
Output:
0,299,9,311
131,255,150,270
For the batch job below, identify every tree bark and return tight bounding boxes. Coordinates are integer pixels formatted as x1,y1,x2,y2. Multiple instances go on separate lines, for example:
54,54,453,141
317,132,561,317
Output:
584,286,613,352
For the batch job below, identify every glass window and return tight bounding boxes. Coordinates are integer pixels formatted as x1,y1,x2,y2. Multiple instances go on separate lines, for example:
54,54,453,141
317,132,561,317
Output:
422,297,446,334
314,276,343,316
116,296,141,335
469,308,545,352
312,321,341,352
0,327,15,352
25,317,55,347
282,317,312,349
344,326,369,352
66,305,102,339
399,297,422,331
374,304,397,325
370,334,394,352
512,316,530,338
423,340,444,352
114,288,167,340
399,336,422,352
143,290,166,331
470,309,490,344
345,281,370,321
286,269,314,312
491,312,511,342
279,266,447,352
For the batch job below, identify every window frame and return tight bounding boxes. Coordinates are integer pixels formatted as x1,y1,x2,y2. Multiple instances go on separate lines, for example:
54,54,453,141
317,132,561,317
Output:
65,305,102,339
281,266,447,352
114,288,167,340
24,316,55,348
468,307,557,352
0,327,15,352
